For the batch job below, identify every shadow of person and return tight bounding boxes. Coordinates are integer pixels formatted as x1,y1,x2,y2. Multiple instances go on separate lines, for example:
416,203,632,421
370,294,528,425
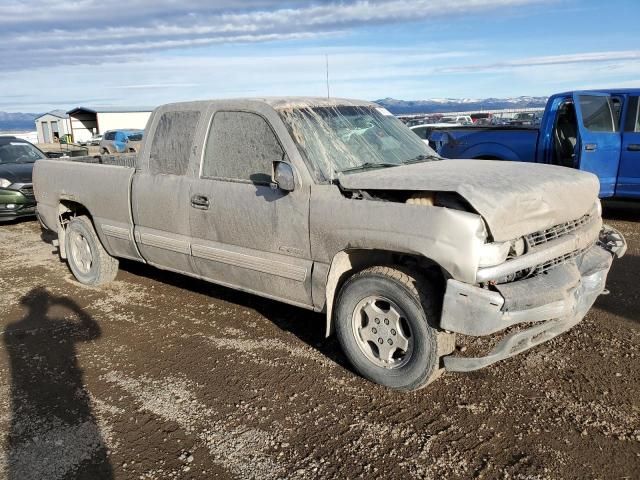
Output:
596,254,640,324
3,288,113,480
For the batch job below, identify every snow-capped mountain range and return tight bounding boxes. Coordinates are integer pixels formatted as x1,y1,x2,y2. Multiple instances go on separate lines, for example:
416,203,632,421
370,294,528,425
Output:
0,112,39,132
375,96,548,114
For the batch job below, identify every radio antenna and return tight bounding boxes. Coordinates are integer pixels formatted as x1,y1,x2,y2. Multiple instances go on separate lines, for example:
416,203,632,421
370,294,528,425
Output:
325,54,330,99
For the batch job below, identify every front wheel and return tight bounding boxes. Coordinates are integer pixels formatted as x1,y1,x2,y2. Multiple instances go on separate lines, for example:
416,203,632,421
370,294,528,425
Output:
335,266,453,390
65,215,119,286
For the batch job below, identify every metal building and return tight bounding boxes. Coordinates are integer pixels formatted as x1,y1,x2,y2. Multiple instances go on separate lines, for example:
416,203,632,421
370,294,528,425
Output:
66,106,153,143
35,110,72,143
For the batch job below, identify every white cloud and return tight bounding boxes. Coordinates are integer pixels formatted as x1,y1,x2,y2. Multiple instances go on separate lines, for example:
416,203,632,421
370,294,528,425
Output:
3,44,639,112
443,50,640,73
0,0,547,70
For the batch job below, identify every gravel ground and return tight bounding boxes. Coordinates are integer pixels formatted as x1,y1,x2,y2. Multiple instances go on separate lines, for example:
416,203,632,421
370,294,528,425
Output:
0,201,638,479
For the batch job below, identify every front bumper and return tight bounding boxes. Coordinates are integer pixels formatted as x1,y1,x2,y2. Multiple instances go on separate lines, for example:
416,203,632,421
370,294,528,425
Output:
441,225,626,372
0,188,36,222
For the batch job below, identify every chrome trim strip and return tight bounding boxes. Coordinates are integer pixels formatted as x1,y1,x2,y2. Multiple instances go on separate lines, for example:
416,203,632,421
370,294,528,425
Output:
192,244,307,282
101,224,131,241
476,216,602,282
139,232,191,255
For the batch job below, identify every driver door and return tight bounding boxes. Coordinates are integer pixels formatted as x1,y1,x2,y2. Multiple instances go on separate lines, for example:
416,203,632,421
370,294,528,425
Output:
188,109,314,307
573,92,622,197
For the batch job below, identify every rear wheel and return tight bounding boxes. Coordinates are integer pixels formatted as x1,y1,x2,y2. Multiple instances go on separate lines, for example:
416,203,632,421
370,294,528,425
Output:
335,266,453,390
65,215,119,286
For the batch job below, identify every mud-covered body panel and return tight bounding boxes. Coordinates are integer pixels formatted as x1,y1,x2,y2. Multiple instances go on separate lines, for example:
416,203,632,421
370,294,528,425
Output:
338,160,600,242
310,185,486,284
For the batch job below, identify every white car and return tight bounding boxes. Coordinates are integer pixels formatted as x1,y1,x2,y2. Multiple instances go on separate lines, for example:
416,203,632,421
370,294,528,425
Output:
438,115,473,125
79,134,103,147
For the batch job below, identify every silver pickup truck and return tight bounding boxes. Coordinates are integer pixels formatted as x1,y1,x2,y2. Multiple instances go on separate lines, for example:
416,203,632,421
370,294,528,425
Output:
34,98,626,390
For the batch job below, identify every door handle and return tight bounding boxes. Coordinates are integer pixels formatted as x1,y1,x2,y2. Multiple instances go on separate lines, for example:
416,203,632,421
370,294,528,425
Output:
627,144,640,152
191,194,210,210
584,143,597,151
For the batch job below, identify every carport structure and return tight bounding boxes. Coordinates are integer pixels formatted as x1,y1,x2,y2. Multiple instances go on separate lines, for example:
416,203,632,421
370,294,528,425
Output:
67,106,153,143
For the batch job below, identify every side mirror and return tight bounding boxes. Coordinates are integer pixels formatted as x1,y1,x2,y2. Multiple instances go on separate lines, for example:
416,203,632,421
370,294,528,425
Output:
271,161,295,192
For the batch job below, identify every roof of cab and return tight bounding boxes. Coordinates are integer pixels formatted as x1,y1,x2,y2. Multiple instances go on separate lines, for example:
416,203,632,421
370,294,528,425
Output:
156,97,378,112
555,88,640,97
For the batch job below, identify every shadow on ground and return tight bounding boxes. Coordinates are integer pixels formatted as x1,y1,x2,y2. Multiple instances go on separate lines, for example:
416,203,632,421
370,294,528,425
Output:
3,288,113,480
596,253,640,324
602,199,640,222
119,260,351,371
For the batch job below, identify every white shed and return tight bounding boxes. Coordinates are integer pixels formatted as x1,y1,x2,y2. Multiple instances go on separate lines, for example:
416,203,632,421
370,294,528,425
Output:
66,106,154,143
35,110,72,143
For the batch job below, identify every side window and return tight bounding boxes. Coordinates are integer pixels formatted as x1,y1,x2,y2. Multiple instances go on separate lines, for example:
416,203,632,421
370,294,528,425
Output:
150,110,201,176
202,111,284,183
413,126,427,139
104,131,115,140
578,95,615,132
624,96,640,133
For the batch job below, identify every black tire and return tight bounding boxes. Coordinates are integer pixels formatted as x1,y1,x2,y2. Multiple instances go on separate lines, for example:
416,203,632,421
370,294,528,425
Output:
65,215,119,286
100,148,109,155
335,266,453,391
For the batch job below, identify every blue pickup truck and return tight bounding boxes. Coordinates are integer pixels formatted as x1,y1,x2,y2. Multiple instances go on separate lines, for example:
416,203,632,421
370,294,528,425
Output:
428,89,640,198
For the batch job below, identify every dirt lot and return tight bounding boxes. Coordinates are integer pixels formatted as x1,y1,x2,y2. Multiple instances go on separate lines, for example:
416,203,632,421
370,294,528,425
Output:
0,202,638,479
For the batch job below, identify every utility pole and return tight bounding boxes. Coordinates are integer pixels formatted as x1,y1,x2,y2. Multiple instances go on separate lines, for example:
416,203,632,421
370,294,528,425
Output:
326,54,330,99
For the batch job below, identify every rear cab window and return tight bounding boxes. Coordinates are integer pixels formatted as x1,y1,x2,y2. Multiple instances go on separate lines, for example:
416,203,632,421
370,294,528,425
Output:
149,111,201,175
623,96,640,132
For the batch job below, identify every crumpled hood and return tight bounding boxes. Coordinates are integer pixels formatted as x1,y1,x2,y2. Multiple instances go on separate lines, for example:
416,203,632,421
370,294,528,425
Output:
0,163,34,185
337,159,600,241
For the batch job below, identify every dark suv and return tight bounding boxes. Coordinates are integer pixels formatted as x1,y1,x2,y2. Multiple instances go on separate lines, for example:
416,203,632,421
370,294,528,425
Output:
0,136,46,222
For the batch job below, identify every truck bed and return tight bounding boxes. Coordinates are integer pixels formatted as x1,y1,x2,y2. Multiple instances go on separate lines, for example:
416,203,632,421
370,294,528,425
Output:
49,153,138,168
430,126,540,162
34,156,138,257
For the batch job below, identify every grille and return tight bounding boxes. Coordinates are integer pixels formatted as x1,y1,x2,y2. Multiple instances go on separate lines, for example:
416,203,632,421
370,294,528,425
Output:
529,247,587,277
525,212,592,248
18,184,34,198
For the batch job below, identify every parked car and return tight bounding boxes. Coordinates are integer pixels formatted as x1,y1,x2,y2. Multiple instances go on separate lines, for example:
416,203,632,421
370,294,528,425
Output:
100,129,143,154
470,113,493,124
79,133,103,146
438,115,473,125
0,136,46,221
428,89,640,199
509,112,541,126
34,97,626,391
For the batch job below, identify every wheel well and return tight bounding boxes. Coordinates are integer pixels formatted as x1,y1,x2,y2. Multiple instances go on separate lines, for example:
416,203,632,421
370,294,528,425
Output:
57,201,92,258
324,249,447,337
474,155,502,160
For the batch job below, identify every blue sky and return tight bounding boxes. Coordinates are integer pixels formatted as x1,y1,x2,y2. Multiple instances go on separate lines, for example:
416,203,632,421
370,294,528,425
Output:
0,0,638,112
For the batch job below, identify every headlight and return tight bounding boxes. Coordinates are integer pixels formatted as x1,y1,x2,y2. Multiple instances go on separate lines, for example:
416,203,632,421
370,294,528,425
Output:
0,178,11,188
478,241,511,267
479,238,525,268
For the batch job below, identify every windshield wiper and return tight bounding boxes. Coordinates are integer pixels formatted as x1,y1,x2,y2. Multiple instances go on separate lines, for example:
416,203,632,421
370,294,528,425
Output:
339,162,400,174
403,154,440,164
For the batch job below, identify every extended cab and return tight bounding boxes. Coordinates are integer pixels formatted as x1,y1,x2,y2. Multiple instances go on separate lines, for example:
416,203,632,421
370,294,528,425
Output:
34,98,626,390
428,89,640,199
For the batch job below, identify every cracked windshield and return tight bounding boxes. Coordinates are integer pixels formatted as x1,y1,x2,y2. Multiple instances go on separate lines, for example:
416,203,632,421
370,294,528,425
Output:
280,105,439,180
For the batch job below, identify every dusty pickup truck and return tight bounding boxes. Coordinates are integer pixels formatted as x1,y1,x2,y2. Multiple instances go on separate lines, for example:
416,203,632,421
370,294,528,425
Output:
34,98,627,391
